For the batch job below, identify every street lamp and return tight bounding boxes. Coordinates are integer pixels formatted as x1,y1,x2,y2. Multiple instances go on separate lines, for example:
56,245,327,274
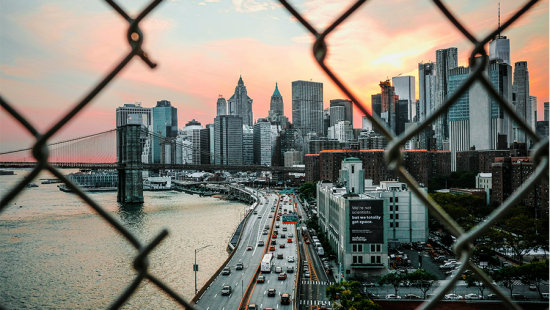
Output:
194,244,212,294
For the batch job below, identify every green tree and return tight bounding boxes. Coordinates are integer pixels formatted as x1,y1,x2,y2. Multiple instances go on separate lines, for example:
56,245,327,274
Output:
517,260,549,299
299,182,317,199
377,272,407,296
463,269,493,298
325,281,380,310
502,214,538,264
406,269,438,299
493,266,520,297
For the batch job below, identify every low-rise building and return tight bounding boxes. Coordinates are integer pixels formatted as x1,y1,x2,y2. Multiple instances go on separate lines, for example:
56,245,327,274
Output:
316,157,428,280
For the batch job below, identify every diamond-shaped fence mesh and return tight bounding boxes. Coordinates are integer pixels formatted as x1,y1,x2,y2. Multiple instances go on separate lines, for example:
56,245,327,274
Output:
0,0,548,309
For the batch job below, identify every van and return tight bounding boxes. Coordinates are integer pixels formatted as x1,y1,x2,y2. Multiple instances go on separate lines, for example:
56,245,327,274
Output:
315,242,322,248
317,247,325,256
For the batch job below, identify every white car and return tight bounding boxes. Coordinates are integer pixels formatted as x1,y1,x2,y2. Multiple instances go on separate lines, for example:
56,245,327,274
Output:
465,294,482,300
385,294,401,299
287,256,295,262
444,294,463,300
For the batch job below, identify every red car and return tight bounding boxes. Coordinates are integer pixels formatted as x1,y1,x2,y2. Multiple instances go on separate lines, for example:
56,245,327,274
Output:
272,234,277,239
270,246,275,251
279,244,285,248
278,273,287,280
287,238,292,243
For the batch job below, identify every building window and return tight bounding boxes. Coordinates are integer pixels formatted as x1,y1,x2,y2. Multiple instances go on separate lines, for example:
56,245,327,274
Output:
353,256,357,264
358,244,363,252
370,256,375,264
396,222,399,227
390,222,393,228
389,205,393,211
358,256,363,264
395,197,399,202
376,244,381,252
395,214,399,219
390,214,393,219
376,256,381,263
353,245,357,252
389,197,393,202
395,205,399,211
371,244,375,252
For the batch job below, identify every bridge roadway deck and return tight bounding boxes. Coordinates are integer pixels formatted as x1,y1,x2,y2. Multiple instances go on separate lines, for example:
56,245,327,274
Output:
245,196,298,309
195,189,278,310
0,162,305,173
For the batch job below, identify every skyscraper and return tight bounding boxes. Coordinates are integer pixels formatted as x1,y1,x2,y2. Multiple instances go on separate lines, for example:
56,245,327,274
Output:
379,80,399,135
329,105,345,127
292,80,323,137
228,76,253,126
448,66,471,171
418,62,437,149
392,76,415,122
530,96,537,131
253,118,272,166
214,115,243,165
329,99,353,127
116,103,151,128
152,100,178,163
435,47,458,150
371,94,382,119
216,95,227,116
243,125,254,164
512,61,530,143
545,102,549,122
489,37,511,65
270,82,284,117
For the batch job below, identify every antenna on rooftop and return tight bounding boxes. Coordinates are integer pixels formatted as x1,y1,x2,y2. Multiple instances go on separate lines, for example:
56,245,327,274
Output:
498,2,501,38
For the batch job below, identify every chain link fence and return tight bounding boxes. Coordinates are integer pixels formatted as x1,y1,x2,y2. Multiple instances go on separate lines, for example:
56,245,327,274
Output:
0,0,548,309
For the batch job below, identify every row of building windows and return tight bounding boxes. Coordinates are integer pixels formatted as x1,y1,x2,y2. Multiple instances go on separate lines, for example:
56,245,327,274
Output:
352,255,382,264
352,244,382,253
389,197,399,202
389,214,399,219
390,222,400,227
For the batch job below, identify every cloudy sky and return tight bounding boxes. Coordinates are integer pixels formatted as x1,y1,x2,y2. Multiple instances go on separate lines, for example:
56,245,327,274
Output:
0,0,548,152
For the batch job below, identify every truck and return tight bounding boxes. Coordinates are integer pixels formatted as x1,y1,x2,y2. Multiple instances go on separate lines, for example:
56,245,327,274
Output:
261,254,273,273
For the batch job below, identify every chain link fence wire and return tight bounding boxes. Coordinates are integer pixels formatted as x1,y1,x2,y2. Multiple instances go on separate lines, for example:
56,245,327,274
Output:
277,0,548,309
0,0,548,309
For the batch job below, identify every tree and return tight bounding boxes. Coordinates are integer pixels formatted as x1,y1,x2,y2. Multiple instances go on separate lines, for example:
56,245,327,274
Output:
406,269,438,299
377,272,407,296
502,214,538,264
299,182,316,199
517,260,549,299
463,269,493,298
325,281,380,310
493,266,520,297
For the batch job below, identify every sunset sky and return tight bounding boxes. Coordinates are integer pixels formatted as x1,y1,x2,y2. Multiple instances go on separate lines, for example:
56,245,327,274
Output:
0,0,548,152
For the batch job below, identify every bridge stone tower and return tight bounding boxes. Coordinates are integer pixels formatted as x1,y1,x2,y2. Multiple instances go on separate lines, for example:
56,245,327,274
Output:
117,124,144,203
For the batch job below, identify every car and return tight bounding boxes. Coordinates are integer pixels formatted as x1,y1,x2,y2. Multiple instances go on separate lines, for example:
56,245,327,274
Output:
279,244,285,248
287,266,294,273
287,256,295,262
258,215,262,218
268,214,273,218
236,262,244,270
247,245,253,251
320,306,328,310
277,253,284,259
512,294,528,301
281,233,286,238
221,285,232,295
273,230,278,235
465,294,482,300
281,293,291,305
283,227,287,231
305,239,310,244
542,293,549,300
287,238,293,243
403,294,421,300
385,294,401,299
486,294,500,300
258,240,264,246
275,224,280,228
222,267,231,275
271,240,277,245
257,275,265,283
275,266,282,273
267,288,276,297
278,273,287,280
434,256,447,261
366,293,380,299
272,234,277,239
276,217,280,221
289,233,294,238
264,225,270,230
444,294,463,300
270,246,275,251
440,265,454,270
362,282,376,288
529,284,537,291
304,272,310,278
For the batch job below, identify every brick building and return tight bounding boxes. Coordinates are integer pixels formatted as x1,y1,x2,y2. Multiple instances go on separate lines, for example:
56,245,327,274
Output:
456,150,509,173
491,156,548,210
307,149,451,186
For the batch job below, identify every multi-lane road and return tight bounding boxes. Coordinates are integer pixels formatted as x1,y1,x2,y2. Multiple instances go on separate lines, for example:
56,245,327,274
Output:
195,189,279,310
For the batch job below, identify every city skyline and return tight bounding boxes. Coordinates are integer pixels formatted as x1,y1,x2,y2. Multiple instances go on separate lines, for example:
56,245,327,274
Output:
0,0,548,152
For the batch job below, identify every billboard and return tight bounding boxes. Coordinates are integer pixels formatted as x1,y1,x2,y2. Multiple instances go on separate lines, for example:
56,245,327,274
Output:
349,200,384,243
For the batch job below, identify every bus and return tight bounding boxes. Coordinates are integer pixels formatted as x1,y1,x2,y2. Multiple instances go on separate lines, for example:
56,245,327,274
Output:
261,254,273,273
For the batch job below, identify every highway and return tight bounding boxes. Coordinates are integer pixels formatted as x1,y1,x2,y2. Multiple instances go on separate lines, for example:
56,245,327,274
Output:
245,195,299,309
195,189,279,310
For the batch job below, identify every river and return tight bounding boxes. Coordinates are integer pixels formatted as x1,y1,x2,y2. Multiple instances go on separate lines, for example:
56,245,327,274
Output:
0,169,248,309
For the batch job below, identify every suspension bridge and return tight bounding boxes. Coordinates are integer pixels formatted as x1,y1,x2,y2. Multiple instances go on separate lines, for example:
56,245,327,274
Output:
1,125,304,203
0,127,304,173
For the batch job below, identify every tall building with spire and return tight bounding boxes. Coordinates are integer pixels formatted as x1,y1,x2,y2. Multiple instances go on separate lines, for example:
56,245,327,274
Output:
292,80,323,137
270,82,284,116
435,47,458,150
513,61,530,144
228,76,253,126
489,3,511,65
